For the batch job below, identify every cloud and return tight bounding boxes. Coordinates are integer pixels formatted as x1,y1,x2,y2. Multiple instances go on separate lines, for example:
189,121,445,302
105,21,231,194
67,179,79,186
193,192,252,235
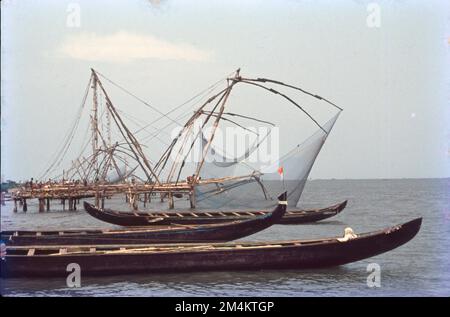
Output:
58,31,212,62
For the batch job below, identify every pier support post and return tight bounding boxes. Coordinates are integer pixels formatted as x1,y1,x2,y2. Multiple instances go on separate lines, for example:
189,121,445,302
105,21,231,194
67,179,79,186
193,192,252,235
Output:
132,194,138,211
68,198,73,211
143,193,147,208
62,199,66,211
38,199,45,212
189,191,196,209
101,197,105,209
13,199,18,213
23,199,28,212
46,198,50,211
168,192,174,209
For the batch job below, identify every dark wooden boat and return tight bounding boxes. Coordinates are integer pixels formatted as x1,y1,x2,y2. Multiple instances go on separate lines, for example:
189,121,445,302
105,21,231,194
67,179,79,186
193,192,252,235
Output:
0,217,422,277
1,193,287,246
83,200,347,226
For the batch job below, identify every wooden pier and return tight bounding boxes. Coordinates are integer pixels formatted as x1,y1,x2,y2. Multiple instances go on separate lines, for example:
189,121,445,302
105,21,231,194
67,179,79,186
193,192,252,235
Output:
10,173,251,213
11,181,191,212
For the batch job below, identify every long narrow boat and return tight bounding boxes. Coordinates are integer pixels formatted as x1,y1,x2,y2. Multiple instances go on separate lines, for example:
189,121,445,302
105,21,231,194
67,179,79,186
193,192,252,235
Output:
0,218,422,278
83,200,347,226
1,193,287,246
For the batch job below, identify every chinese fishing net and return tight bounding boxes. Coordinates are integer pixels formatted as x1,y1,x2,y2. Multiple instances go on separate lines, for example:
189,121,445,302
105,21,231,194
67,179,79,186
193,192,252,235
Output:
194,112,340,210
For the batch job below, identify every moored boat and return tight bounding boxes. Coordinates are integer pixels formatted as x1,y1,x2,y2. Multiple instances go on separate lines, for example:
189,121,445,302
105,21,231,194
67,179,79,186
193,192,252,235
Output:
1,193,287,246
0,217,422,278
83,200,348,226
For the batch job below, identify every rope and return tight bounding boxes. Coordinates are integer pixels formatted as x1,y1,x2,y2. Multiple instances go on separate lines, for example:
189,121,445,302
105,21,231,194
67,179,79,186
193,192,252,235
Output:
240,80,328,135
38,75,92,180
242,77,343,111
96,71,179,125
130,72,234,138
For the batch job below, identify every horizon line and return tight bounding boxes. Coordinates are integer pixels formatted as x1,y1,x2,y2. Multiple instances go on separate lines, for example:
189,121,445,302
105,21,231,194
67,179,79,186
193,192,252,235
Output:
307,177,450,181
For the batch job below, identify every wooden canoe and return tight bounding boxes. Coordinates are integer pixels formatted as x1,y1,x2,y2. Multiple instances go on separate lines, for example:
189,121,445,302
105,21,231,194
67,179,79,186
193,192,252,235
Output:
0,217,422,277
1,193,287,246
83,200,348,227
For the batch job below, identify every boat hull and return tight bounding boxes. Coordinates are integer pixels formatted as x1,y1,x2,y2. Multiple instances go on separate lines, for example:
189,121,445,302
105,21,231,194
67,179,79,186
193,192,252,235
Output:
0,218,422,277
83,201,348,227
1,194,287,246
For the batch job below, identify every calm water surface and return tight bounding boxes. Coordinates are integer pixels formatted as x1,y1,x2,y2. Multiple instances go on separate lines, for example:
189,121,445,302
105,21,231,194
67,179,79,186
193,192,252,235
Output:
1,179,449,296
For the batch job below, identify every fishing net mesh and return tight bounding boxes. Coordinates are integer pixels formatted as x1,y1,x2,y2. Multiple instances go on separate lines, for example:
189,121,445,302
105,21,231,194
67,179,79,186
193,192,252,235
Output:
195,112,340,209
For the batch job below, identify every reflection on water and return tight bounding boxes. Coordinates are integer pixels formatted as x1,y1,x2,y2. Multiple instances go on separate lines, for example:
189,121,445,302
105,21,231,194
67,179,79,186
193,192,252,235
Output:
1,179,449,296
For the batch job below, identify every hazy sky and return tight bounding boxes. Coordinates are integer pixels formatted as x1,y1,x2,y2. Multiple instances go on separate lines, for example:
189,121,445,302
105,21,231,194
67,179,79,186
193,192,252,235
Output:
1,0,449,181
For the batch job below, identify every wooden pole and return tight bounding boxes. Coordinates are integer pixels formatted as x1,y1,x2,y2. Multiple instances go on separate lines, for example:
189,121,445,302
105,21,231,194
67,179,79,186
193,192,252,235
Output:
153,87,228,175
131,194,138,211
95,190,99,208
91,72,99,175
93,70,160,184
189,190,196,209
62,199,66,211
240,79,328,134
168,192,174,209
38,199,45,212
13,199,18,213
143,193,147,208
23,199,27,212
46,198,50,211
193,81,236,180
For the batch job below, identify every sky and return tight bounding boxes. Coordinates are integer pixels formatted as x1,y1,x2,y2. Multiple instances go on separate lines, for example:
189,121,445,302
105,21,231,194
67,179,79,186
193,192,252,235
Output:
1,0,449,181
